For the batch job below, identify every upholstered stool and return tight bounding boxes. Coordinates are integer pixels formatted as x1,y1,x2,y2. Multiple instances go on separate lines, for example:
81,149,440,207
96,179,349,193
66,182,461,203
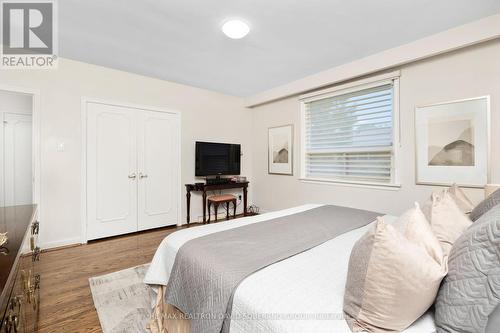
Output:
207,194,237,223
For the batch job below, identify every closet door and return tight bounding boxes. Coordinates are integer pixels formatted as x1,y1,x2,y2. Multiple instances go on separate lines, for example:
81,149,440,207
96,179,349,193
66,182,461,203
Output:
86,103,138,240
3,113,32,207
137,111,180,230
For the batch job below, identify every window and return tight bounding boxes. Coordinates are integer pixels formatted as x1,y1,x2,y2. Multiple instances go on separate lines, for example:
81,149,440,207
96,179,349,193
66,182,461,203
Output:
300,79,399,186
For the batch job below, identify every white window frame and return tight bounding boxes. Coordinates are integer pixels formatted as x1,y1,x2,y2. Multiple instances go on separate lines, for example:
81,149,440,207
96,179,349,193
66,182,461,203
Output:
299,71,401,189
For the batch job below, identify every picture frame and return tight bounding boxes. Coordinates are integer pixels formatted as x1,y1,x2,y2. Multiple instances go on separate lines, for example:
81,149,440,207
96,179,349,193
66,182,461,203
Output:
415,96,490,187
268,124,293,175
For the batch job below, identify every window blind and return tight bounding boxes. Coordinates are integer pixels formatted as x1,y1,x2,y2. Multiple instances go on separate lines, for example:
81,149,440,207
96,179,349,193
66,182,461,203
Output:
304,83,394,184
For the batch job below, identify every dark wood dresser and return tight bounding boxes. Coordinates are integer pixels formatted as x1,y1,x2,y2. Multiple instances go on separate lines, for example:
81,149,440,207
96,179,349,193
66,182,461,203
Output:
0,205,40,333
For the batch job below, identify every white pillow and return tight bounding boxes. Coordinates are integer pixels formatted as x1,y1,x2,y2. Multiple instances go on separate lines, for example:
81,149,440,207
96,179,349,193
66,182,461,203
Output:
448,183,474,214
422,185,474,221
427,190,472,257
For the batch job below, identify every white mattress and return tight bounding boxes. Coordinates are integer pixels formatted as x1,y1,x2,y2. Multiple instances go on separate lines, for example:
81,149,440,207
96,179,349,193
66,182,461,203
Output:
145,204,436,333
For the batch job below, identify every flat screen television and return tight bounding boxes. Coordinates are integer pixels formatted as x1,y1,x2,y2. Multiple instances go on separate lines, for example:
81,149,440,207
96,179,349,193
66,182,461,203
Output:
195,141,241,177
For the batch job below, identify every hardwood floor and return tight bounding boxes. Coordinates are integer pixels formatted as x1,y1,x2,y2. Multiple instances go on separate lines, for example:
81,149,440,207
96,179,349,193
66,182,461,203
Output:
35,224,194,333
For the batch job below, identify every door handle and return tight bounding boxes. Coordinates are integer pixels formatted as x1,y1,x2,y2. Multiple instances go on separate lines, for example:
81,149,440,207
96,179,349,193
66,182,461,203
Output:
128,173,137,179
139,173,148,179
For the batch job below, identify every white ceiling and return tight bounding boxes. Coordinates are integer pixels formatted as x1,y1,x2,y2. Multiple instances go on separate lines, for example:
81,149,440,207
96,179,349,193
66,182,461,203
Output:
60,0,500,96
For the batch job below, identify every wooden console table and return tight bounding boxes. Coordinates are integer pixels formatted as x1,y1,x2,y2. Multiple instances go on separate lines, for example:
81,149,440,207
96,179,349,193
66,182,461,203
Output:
185,181,249,224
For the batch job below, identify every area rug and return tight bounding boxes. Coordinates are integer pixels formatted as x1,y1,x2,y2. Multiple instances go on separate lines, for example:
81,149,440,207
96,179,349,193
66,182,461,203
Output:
89,264,153,333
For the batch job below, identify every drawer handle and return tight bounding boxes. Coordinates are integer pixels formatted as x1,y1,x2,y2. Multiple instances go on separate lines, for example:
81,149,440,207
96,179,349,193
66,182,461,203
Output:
31,221,40,235
34,274,40,290
6,296,22,332
32,246,41,262
21,270,30,293
9,296,21,313
0,246,8,256
22,270,40,310
5,314,19,333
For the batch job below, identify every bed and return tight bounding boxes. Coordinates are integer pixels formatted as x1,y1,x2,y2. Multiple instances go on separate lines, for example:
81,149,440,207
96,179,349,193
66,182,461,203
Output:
144,204,436,333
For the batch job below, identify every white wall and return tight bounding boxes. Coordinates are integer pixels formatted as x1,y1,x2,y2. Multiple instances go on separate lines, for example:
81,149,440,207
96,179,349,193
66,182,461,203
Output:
0,58,252,249
1,39,498,248
0,91,33,207
251,39,500,215
0,90,33,114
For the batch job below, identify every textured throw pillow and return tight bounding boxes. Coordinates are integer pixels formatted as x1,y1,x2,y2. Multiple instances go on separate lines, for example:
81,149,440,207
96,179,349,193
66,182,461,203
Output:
344,205,447,332
434,204,500,333
470,188,500,222
486,304,500,333
427,190,472,257
448,183,475,214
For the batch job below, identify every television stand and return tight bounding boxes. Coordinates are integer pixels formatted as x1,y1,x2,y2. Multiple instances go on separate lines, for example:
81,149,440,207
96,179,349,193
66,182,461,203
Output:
185,181,249,224
205,176,231,185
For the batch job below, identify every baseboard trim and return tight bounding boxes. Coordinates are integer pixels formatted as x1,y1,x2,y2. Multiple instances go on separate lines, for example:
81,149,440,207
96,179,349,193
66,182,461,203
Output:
39,237,82,250
41,242,81,253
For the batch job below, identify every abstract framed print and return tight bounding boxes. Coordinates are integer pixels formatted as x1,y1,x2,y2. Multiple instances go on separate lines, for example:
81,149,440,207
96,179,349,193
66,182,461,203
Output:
415,96,490,187
268,124,293,175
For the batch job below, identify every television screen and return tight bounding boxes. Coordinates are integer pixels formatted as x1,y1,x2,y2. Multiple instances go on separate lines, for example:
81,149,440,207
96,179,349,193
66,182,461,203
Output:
195,142,241,176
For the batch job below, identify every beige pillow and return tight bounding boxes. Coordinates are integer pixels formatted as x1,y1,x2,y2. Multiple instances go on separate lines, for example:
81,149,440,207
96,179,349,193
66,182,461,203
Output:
428,190,472,257
421,185,474,222
394,203,445,265
448,183,474,214
344,205,447,332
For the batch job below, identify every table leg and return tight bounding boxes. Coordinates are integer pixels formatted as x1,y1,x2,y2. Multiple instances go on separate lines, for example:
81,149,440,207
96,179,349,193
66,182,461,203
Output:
207,201,211,223
202,190,207,223
186,190,191,224
243,186,248,216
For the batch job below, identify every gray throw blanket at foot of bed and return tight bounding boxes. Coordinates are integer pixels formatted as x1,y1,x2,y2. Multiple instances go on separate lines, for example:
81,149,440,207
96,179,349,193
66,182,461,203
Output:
166,205,380,333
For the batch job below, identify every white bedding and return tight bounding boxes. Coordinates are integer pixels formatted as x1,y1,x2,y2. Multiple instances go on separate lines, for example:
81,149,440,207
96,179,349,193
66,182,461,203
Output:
144,204,436,333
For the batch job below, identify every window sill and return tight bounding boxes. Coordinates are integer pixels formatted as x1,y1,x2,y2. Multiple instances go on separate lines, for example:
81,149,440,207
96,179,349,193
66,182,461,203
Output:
299,178,402,191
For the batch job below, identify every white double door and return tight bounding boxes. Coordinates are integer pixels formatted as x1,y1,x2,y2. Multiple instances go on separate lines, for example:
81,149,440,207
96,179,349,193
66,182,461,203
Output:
86,102,180,240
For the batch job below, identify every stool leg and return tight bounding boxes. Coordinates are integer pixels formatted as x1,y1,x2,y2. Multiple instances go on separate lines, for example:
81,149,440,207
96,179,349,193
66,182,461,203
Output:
233,199,236,218
214,203,218,222
207,201,211,223
226,202,230,220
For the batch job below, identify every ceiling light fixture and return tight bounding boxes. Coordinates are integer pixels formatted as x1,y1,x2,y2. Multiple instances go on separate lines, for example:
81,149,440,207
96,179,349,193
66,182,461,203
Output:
222,19,250,39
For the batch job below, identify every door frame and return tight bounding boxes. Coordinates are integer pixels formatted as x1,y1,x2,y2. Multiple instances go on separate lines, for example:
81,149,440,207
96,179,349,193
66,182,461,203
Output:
0,84,41,214
80,97,182,244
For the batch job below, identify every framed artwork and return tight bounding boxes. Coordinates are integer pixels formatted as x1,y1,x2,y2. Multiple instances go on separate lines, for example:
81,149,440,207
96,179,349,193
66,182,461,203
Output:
268,124,293,175
415,96,490,187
